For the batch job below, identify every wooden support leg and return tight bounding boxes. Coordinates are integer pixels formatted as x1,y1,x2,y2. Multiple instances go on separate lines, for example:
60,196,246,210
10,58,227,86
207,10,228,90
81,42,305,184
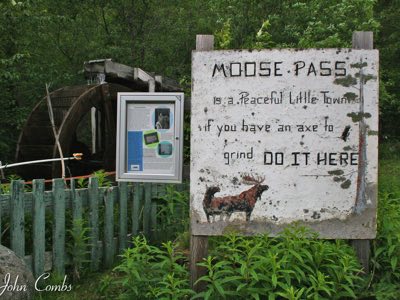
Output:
350,32,373,275
350,239,370,273
190,235,208,292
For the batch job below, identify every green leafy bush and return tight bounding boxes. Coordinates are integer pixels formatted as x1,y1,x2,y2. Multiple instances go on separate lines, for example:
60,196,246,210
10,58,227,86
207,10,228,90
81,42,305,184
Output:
67,219,91,282
156,185,190,241
109,236,192,299
196,227,365,300
106,227,365,300
369,191,400,299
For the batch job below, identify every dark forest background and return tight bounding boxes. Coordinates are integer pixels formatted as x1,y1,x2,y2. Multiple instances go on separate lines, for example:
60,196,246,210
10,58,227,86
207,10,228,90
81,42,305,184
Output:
0,0,398,162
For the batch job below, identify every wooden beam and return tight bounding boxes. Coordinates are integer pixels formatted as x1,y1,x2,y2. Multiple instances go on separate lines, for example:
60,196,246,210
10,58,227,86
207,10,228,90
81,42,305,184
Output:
190,34,214,292
184,96,191,113
183,164,190,180
350,31,373,273
148,78,156,93
155,75,183,92
83,60,182,91
195,35,214,51
134,67,154,83
350,239,370,273
105,60,135,82
352,32,373,50
91,107,96,154
190,235,209,291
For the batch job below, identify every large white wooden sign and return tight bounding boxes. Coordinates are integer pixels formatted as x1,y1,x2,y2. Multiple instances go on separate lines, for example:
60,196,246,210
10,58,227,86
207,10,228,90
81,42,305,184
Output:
190,49,378,238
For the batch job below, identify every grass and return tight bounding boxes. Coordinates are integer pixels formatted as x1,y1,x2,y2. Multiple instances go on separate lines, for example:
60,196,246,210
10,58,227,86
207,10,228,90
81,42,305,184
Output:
378,143,400,189
379,159,400,195
34,272,113,300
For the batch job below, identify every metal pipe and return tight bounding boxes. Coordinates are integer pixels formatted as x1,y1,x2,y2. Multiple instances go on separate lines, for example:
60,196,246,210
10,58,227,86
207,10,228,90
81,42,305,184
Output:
0,154,83,170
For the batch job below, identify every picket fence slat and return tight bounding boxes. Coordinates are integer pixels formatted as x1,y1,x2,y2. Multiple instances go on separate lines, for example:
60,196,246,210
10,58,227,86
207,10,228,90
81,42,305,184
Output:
33,179,45,278
71,179,83,222
52,178,65,276
10,180,25,258
118,182,128,253
104,187,115,268
89,177,100,271
132,183,142,236
152,184,158,199
0,192,2,245
151,201,157,241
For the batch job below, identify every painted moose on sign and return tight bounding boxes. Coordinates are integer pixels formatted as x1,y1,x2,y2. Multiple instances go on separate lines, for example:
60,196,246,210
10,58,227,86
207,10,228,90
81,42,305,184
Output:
203,175,269,222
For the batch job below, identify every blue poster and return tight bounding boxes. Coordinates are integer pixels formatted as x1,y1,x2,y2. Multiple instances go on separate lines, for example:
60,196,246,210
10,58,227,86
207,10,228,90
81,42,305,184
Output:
127,131,143,171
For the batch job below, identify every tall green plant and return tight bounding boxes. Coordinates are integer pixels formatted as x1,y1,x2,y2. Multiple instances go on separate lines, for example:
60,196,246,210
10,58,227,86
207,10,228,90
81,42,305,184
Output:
195,227,365,300
110,236,192,299
156,185,190,241
92,169,112,187
369,191,400,298
67,219,91,282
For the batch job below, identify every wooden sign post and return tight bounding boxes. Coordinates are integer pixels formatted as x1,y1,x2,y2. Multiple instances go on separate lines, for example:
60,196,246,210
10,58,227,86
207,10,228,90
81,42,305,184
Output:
350,31,374,273
190,34,214,291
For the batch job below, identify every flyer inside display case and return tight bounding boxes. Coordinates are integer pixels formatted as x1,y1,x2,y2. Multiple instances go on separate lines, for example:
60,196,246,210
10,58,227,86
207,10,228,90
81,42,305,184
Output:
116,93,184,183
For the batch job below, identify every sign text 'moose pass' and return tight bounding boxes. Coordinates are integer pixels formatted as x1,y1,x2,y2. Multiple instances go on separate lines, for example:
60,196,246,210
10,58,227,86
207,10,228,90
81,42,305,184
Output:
190,49,379,238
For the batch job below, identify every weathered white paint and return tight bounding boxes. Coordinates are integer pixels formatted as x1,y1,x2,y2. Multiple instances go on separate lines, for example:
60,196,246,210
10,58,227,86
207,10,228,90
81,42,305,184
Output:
190,49,378,238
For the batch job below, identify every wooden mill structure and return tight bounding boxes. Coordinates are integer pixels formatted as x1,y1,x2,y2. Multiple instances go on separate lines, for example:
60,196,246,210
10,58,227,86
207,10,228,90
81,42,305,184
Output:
15,59,182,179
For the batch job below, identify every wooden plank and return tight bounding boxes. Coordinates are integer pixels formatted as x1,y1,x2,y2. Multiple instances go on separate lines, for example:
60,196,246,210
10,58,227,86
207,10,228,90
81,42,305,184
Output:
84,60,181,91
155,75,183,92
350,31,374,273
190,236,209,292
145,78,156,241
102,84,117,171
0,189,1,245
155,75,162,90
134,67,154,84
184,96,191,113
71,179,83,222
105,60,136,82
148,78,156,93
190,34,213,291
32,179,45,278
151,201,157,241
51,85,93,98
151,183,158,199
24,251,53,273
350,239,370,273
89,177,100,271
104,187,115,268
143,183,152,238
183,164,190,180
70,179,86,276
52,178,66,276
10,180,25,257
157,184,167,197
352,31,373,50
132,183,142,236
83,59,110,77
91,107,97,154
118,182,128,253
0,181,3,245
195,35,214,51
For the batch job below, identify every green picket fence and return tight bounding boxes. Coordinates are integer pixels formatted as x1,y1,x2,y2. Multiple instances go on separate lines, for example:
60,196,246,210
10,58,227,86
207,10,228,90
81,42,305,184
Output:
0,178,188,278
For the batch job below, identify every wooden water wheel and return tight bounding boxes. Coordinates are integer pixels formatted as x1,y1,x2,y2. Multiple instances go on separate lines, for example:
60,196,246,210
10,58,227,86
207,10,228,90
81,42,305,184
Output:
15,60,182,179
